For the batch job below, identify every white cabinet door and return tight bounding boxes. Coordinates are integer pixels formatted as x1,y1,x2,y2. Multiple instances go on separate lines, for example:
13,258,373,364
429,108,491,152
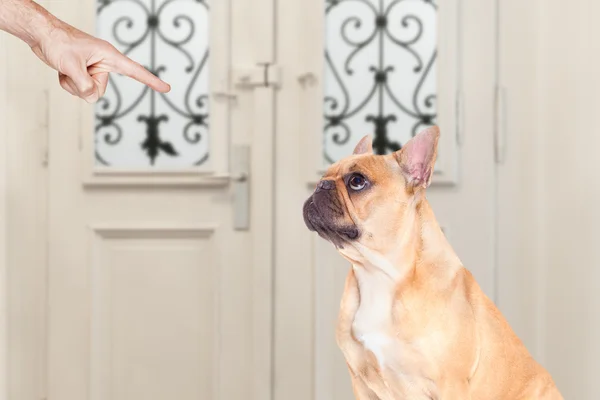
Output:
41,0,275,400
274,1,498,399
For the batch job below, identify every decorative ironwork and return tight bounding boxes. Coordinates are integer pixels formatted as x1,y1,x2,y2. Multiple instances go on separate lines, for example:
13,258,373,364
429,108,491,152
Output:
96,0,209,167
324,0,437,163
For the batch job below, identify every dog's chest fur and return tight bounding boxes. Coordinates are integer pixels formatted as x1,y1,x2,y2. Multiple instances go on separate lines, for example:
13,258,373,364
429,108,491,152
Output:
347,265,438,398
351,266,396,364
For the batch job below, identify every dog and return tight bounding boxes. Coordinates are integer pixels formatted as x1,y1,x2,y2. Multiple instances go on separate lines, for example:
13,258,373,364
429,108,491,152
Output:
303,126,562,399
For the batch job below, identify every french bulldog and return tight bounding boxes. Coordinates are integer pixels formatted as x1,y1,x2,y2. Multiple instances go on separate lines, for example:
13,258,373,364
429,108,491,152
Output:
303,126,562,399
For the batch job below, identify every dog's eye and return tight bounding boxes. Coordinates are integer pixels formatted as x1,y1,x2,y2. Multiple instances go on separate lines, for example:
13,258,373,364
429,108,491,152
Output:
348,174,367,191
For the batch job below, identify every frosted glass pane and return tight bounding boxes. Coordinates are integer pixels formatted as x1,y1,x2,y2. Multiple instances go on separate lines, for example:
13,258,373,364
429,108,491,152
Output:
324,0,437,163
95,0,210,167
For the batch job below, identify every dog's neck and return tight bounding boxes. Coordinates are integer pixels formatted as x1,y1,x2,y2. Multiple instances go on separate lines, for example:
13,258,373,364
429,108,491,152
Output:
344,198,462,284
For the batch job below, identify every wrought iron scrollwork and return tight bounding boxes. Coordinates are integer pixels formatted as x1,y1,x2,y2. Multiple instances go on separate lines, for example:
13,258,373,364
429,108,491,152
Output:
96,0,209,166
325,0,437,163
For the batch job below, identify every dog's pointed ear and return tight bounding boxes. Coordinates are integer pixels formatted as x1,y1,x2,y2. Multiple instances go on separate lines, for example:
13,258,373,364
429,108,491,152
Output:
394,126,440,189
353,135,373,155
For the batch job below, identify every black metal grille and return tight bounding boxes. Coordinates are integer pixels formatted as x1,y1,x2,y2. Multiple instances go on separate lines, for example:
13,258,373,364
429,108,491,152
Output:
96,0,209,167
324,0,437,163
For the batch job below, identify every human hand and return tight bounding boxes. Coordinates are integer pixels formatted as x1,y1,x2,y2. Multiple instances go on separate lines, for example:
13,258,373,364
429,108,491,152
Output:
30,17,170,103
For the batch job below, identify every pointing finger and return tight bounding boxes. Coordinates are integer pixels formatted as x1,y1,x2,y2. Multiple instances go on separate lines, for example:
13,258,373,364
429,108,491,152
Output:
112,52,170,93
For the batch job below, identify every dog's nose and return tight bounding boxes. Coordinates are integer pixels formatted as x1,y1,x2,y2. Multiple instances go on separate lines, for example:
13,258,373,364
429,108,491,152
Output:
316,180,335,192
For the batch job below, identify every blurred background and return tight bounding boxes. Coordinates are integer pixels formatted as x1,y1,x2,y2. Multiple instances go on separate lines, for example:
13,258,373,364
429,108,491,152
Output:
0,0,595,399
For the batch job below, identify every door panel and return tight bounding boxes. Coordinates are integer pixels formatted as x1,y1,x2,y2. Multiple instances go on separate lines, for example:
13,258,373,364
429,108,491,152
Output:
275,1,497,399
43,1,273,400
88,226,220,400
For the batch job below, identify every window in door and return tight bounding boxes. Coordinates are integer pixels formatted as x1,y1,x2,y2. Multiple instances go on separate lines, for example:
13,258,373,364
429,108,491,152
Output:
324,0,438,164
95,0,210,168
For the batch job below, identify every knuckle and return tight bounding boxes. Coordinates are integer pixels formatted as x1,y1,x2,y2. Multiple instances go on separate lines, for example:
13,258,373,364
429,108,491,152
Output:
102,40,117,52
79,84,96,97
101,42,121,61
60,58,80,74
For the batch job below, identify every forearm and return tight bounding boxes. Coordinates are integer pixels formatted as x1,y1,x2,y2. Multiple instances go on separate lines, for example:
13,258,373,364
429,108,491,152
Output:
0,0,57,47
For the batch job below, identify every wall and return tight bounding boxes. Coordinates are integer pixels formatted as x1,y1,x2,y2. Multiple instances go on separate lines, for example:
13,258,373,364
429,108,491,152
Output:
497,0,542,357
537,0,600,397
500,0,600,397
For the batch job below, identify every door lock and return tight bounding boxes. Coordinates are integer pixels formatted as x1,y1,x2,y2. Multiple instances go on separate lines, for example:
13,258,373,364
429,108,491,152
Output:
233,64,281,89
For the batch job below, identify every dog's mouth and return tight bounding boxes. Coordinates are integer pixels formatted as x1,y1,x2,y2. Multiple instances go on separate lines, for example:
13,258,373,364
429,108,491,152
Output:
302,198,318,232
303,196,360,247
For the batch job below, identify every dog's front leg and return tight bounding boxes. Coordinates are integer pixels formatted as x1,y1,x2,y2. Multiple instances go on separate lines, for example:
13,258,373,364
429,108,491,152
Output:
347,364,380,400
338,270,379,400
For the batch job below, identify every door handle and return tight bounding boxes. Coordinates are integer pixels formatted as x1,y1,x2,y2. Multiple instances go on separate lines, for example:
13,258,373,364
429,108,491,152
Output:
232,144,250,231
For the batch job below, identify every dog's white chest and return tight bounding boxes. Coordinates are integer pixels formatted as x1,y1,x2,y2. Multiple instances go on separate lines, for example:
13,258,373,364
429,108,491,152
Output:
351,266,396,366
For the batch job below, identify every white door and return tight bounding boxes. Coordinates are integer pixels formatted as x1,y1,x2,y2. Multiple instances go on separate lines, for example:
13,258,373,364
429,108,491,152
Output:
41,0,276,399
274,1,498,399
0,27,53,400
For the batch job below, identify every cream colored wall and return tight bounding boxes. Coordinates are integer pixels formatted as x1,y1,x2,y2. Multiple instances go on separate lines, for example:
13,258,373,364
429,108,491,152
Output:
497,0,542,356
500,0,600,397
537,1,600,397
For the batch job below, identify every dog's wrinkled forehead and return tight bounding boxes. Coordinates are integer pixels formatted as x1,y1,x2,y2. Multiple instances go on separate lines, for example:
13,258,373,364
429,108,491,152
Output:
321,154,392,184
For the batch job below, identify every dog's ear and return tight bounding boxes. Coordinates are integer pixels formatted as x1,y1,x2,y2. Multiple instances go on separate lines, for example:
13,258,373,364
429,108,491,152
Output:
394,126,440,189
353,135,373,155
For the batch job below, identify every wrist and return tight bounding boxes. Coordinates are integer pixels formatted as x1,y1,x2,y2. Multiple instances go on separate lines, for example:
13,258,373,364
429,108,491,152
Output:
0,0,57,47
22,2,57,48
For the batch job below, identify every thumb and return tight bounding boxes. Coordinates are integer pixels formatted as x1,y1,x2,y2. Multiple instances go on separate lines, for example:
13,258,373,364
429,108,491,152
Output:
68,64,100,103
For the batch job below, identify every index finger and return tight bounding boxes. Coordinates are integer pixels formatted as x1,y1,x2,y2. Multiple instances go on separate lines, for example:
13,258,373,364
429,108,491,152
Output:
113,53,171,93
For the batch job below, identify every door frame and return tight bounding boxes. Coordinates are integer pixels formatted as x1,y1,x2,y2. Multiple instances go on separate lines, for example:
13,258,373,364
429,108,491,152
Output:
0,29,51,400
0,30,9,400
